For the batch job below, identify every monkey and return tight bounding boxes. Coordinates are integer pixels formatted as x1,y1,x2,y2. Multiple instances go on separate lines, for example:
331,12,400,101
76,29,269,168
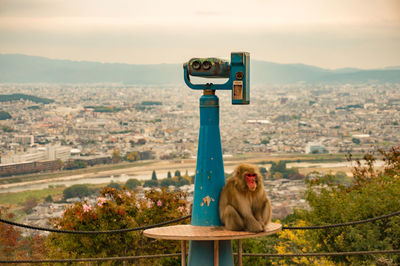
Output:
219,163,271,232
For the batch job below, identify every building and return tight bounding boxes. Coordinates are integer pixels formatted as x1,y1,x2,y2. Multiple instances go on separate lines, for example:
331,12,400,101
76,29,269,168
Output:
1,144,72,164
305,142,327,154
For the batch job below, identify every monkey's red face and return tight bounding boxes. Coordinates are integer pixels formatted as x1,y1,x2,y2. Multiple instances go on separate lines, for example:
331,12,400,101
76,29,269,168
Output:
245,173,257,191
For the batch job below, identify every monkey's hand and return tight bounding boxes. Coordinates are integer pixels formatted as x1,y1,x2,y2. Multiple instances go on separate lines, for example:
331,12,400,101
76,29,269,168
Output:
245,218,264,233
263,224,270,232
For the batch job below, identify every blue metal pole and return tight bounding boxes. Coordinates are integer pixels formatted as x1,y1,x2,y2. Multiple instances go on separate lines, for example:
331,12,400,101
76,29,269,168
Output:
188,90,233,266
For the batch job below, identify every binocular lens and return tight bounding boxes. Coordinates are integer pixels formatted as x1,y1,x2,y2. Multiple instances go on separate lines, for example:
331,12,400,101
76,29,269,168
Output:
192,60,201,70
202,61,212,70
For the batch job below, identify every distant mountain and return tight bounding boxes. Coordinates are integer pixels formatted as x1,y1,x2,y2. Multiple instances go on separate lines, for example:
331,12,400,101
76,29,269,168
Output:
251,61,400,84
0,54,181,84
384,66,400,70
0,54,399,84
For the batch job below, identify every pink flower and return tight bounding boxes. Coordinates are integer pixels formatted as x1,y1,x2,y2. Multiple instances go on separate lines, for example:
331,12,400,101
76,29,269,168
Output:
83,204,92,213
177,206,185,213
136,203,141,209
125,191,132,197
146,200,153,209
157,200,162,207
97,197,107,207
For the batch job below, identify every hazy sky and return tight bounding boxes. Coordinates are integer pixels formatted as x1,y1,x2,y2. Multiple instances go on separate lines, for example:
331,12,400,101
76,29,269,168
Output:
0,0,399,69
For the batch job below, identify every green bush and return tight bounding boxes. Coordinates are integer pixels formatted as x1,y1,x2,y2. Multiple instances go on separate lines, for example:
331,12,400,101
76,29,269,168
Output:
62,184,91,200
143,179,158,188
107,182,121,190
176,177,190,187
160,178,176,187
269,161,304,179
44,195,53,203
64,159,87,170
125,179,141,190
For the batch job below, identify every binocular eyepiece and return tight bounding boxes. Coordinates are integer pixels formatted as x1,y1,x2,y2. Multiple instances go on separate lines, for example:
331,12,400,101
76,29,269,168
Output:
185,58,230,78
183,52,250,105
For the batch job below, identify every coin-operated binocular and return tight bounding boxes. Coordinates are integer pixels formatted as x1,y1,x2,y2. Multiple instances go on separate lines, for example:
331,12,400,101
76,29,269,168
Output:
183,52,250,104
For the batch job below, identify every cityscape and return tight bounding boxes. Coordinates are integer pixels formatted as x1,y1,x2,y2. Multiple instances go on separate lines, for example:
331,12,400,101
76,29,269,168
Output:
1,82,399,165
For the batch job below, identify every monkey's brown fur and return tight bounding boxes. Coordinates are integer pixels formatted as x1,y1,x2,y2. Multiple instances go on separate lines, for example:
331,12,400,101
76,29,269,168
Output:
219,163,271,232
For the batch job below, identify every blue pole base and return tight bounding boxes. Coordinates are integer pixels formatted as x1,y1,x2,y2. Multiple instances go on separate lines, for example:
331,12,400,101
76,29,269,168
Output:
188,240,233,266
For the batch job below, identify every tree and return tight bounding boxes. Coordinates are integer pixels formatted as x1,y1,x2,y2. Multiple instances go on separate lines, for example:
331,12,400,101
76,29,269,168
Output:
125,151,140,162
352,137,361,144
176,178,190,187
0,209,21,259
125,179,141,190
160,178,176,187
270,161,303,179
151,170,157,181
64,159,87,170
0,209,47,260
174,170,181,178
44,195,53,203
47,188,189,265
63,184,91,200
111,149,122,163
144,179,158,188
276,147,400,265
261,139,270,145
107,182,121,190
270,161,287,174
23,197,38,214
259,167,268,179
2,126,13,132
167,171,172,178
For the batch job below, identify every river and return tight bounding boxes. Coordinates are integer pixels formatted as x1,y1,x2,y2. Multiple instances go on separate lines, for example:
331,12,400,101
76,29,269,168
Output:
0,161,384,193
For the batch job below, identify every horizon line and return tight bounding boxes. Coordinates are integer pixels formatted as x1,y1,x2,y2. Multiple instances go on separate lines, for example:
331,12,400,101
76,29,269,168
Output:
1,53,399,71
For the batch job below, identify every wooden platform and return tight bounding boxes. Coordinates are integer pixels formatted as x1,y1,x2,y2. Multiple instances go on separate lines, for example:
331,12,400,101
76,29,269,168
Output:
143,223,282,266
143,223,282,241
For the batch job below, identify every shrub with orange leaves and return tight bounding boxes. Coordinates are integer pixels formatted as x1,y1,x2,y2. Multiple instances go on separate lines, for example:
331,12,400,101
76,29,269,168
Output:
0,208,48,261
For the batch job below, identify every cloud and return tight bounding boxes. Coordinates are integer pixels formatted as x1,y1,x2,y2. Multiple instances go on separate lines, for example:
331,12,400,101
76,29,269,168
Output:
1,0,399,26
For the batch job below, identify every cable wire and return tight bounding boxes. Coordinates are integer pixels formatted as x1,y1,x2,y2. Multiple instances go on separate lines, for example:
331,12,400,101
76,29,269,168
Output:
2,250,400,264
282,210,400,230
1,210,399,234
240,249,400,257
0,253,181,264
0,215,191,234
